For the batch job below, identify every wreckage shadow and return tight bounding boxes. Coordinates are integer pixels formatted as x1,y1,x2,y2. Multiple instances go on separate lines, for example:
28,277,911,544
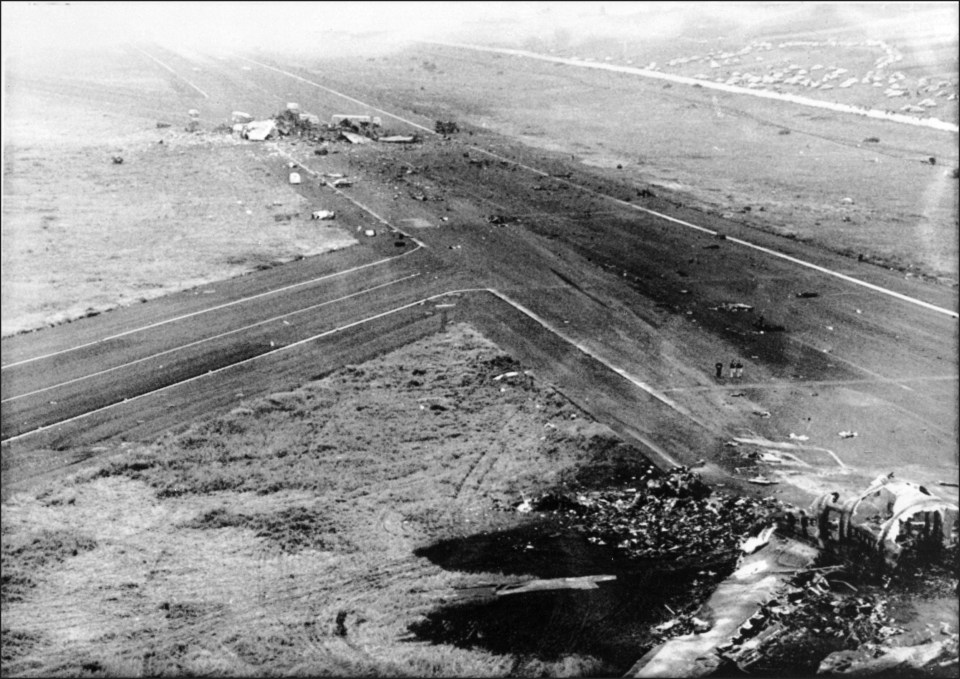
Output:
410,523,711,674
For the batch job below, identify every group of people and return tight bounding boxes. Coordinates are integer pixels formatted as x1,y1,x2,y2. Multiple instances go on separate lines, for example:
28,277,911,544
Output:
715,360,744,379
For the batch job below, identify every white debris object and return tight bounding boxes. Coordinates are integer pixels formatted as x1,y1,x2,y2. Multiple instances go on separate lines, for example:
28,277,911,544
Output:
838,431,858,439
741,526,776,554
364,229,376,237
341,131,372,144
789,433,810,441
231,111,253,124
188,108,200,118
311,210,335,220
289,172,302,185
241,119,277,141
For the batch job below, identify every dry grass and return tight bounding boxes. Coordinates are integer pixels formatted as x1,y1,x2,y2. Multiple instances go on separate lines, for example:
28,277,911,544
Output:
1,323,662,677
1,46,356,337
320,41,958,282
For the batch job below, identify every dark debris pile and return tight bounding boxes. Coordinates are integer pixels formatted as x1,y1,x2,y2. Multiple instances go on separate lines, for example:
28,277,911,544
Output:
526,466,783,565
717,569,899,674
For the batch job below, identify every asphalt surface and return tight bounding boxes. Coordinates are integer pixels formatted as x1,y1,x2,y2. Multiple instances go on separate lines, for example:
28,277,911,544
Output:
2,45,957,503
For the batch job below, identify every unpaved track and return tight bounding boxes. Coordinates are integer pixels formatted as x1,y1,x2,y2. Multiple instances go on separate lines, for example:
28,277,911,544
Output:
2,45,957,502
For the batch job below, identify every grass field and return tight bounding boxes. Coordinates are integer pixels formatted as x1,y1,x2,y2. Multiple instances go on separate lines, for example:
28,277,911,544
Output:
319,41,957,284
3,323,710,677
1,46,356,337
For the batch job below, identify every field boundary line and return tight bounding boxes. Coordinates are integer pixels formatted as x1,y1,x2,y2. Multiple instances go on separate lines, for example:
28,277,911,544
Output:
1,274,421,404
2,246,423,370
428,41,960,133
243,55,957,319
132,45,210,99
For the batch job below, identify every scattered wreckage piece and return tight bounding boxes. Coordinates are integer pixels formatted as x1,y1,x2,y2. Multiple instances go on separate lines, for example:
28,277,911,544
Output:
240,119,278,141
818,634,959,675
838,430,858,439
629,533,818,677
713,302,754,312
341,131,373,145
231,111,253,124
434,120,459,134
379,135,419,144
289,172,301,185
495,575,616,597
311,210,335,220
779,473,959,570
331,114,382,128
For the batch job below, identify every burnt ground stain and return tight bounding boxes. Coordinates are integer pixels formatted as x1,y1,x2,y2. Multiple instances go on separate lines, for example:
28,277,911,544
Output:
410,521,719,675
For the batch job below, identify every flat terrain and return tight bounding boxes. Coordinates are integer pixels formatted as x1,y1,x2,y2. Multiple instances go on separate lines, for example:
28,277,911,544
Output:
2,9,958,677
1,45,355,337
333,41,958,281
2,323,729,677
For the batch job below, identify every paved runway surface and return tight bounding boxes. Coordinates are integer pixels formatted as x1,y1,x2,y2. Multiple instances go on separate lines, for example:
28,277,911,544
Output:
3,45,957,502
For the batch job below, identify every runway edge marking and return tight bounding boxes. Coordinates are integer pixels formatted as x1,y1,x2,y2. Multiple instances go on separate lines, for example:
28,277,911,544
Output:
2,246,423,370
4,289,683,470
241,53,958,320
1,274,421,404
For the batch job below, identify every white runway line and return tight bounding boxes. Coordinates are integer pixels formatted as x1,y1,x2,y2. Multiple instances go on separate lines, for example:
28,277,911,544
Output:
2,246,423,370
1,288,486,444
270,146,425,248
235,56,435,133
1,274,420,404
4,288,684,470
488,289,708,434
243,55,958,319
467,145,960,320
429,42,960,133
132,46,209,99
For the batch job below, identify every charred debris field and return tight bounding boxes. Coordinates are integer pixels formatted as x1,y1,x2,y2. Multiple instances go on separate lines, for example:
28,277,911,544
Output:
2,324,957,677
1,323,766,676
2,26,958,678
